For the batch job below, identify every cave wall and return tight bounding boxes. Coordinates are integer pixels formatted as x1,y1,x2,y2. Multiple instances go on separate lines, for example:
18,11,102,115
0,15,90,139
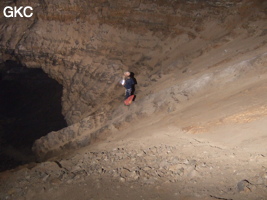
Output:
1,0,261,124
1,0,266,160
0,61,67,170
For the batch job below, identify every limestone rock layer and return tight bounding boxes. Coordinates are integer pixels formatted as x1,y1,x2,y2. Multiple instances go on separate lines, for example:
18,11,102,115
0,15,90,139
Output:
0,0,266,159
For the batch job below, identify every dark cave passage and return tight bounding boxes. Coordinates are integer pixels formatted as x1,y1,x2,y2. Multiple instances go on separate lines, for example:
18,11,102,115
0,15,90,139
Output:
0,61,67,171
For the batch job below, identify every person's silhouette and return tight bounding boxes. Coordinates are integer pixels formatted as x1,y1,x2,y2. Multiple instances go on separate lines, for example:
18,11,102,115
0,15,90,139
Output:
121,72,135,100
130,72,137,97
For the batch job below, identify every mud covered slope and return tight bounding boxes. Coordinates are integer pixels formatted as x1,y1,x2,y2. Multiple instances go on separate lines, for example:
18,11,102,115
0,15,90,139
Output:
2,0,267,159
1,53,267,200
0,0,265,125
0,0,267,200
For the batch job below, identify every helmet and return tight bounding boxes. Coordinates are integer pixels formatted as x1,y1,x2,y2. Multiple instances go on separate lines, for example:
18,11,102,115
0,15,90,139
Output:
124,71,130,76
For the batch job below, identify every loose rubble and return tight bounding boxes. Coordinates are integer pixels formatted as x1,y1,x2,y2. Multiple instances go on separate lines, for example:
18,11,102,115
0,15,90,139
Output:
1,142,266,200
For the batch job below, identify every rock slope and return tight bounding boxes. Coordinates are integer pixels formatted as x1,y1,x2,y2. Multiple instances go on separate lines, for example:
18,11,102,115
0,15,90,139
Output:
2,0,266,159
1,131,267,200
0,0,265,123
0,1,267,199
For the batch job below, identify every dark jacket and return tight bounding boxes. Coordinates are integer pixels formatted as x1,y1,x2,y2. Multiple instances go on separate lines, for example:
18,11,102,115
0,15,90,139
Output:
124,77,135,89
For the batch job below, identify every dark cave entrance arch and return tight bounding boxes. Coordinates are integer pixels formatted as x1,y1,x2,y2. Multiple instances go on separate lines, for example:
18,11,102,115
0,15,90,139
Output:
0,61,67,171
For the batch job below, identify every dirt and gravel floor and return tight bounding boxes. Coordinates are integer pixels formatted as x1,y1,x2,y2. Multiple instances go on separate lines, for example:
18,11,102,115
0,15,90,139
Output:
0,1,267,199
1,49,267,200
